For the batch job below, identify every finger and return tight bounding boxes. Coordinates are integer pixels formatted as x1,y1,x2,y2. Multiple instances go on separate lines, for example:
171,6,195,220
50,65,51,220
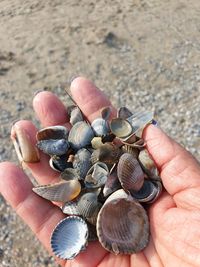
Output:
11,120,60,185
33,91,69,127
0,162,64,254
70,77,117,122
143,125,200,201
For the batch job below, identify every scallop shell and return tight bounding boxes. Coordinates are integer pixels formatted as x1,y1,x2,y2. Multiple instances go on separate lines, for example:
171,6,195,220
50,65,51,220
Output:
84,162,109,189
117,107,133,119
73,148,92,179
51,216,88,260
68,121,94,151
36,126,69,141
91,118,110,137
110,118,132,138
117,153,144,192
32,180,81,202
91,143,123,165
37,139,70,156
96,189,149,254
68,105,84,125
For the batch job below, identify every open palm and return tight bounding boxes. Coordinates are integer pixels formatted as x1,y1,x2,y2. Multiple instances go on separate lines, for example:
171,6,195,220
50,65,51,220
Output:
0,77,200,267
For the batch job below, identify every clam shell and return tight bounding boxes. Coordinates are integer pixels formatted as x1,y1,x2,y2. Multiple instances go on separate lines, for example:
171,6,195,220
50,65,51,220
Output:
68,121,94,151
91,137,104,149
36,126,69,141
60,168,80,181
62,199,80,215
110,118,132,138
103,164,121,197
91,118,110,137
86,203,102,226
138,149,159,179
73,148,92,179
101,106,112,121
51,216,88,260
37,139,70,156
32,180,81,202
77,192,99,218
117,107,133,119
117,153,144,192
84,162,109,189
91,143,123,165
68,105,84,125
97,190,149,254
49,155,73,172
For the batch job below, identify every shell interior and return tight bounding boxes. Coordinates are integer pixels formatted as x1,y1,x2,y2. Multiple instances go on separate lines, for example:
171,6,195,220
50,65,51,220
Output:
110,118,132,138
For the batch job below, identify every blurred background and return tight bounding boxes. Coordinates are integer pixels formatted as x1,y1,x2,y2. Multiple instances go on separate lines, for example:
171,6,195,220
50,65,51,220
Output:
0,0,200,266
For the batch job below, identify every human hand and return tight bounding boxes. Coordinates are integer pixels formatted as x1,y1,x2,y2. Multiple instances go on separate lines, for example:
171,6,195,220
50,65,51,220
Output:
0,77,200,267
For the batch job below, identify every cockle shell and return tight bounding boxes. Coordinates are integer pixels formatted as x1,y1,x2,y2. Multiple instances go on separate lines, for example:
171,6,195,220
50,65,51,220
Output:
77,192,99,218
62,199,80,215
37,139,70,156
103,164,121,197
36,126,69,141
110,118,132,138
96,189,149,254
84,162,109,188
68,121,94,151
117,153,144,192
121,144,139,158
32,180,81,202
68,105,84,125
91,118,110,137
91,143,123,165
73,148,92,179
51,216,88,260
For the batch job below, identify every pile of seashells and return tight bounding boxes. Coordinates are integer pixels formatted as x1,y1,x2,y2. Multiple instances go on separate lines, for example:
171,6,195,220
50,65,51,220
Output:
31,104,162,260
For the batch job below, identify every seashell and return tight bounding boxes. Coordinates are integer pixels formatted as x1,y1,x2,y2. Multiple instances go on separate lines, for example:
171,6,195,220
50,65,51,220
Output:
37,139,70,156
36,126,69,141
101,106,112,121
103,164,121,197
126,110,154,135
49,155,73,172
138,149,159,179
117,153,144,192
117,107,133,119
91,118,110,137
68,105,84,125
91,143,123,165
86,203,102,225
68,121,94,151
110,118,132,138
91,137,104,149
60,168,80,181
84,162,109,189
32,180,81,202
11,126,40,163
130,179,159,203
87,222,98,241
77,192,99,218
62,199,81,215
51,216,88,260
73,148,92,179
96,189,149,254
121,144,139,158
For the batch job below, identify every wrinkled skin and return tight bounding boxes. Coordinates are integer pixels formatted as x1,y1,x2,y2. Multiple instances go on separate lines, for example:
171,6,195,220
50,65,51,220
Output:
0,77,200,267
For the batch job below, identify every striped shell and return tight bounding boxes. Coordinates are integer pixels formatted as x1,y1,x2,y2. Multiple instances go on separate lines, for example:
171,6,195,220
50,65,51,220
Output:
77,192,99,218
51,216,88,260
36,126,69,141
62,199,80,215
68,121,94,151
97,189,149,254
37,139,70,156
117,153,144,192
73,148,92,179
32,180,81,202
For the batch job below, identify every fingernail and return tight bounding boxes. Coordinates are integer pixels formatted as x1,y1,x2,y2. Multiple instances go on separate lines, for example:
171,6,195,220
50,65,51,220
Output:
11,125,40,163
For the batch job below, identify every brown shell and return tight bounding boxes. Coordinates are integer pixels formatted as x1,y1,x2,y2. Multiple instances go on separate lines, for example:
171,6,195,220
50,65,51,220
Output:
103,164,121,197
96,191,149,254
138,149,159,179
121,144,139,158
36,126,68,141
117,153,144,192
32,180,81,202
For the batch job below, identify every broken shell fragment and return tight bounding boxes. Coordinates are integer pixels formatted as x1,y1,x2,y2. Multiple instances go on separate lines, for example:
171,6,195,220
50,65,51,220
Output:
84,162,109,188
97,189,149,254
36,126,69,141
37,139,70,156
117,153,144,192
51,216,88,260
32,180,81,202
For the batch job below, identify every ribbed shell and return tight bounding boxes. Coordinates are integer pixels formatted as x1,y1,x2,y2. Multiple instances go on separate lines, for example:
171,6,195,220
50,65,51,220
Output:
91,143,123,165
91,118,110,137
62,200,80,215
121,144,139,158
77,192,99,218
68,121,94,151
37,139,69,156
73,148,92,179
51,216,88,260
117,153,144,192
36,126,69,141
32,180,81,202
96,191,149,254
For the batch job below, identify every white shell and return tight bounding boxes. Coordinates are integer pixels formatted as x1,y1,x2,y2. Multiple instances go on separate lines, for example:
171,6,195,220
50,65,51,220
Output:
91,118,110,137
51,216,88,260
